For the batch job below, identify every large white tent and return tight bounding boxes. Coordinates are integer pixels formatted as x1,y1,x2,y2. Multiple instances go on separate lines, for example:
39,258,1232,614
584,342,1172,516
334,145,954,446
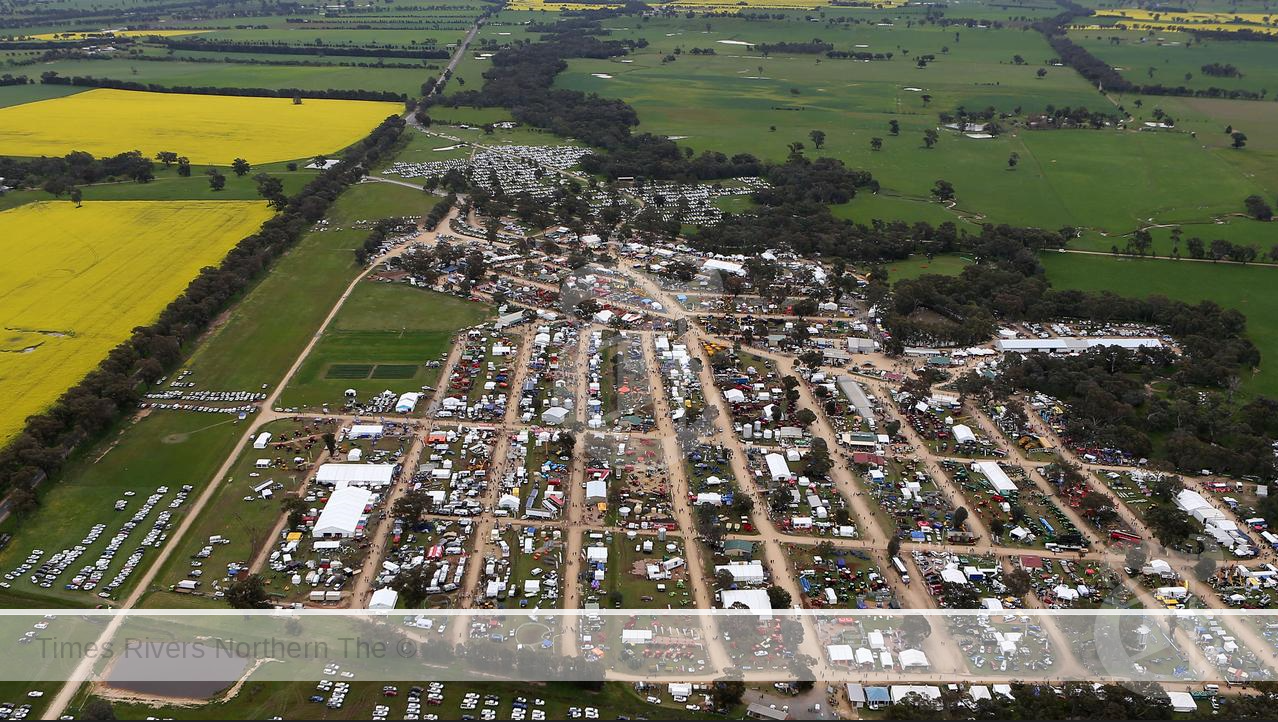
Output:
316,463,395,488
313,486,372,538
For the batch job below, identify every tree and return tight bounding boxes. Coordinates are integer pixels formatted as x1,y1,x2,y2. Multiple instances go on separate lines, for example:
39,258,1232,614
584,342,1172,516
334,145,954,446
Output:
82,700,116,721
889,119,900,136
1244,194,1274,221
808,129,826,149
8,487,38,518
154,151,178,167
901,614,931,645
393,489,433,522
231,157,251,176
1194,555,1217,582
795,408,817,426
176,156,191,177
70,187,82,208
1036,67,1047,78
321,432,336,455
1007,152,1020,169
226,574,270,609
766,585,792,609
391,564,434,608
711,680,746,710
254,173,288,210
884,534,904,557
1005,567,1031,597
281,497,308,528
1124,543,1148,571
1146,505,1195,547
206,168,227,191
1231,131,1248,149
931,179,955,201
870,136,883,151
922,128,939,149
951,506,968,530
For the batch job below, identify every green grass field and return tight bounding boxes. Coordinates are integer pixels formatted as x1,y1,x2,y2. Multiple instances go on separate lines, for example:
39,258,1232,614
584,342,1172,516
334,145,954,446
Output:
280,283,491,410
0,161,318,212
0,83,85,108
1041,252,1278,396
31,57,428,96
143,418,334,601
886,253,974,281
533,13,1271,234
326,181,436,224
1068,29,1278,97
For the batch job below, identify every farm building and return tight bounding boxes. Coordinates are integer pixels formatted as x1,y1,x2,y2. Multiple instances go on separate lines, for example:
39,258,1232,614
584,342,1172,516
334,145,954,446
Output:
313,486,373,538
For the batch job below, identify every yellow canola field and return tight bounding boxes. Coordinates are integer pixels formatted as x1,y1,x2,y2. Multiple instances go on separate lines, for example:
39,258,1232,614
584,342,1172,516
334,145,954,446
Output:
24,29,208,40
0,89,399,164
1094,9,1277,26
1073,20,1278,35
0,200,272,442
1083,8,1278,34
507,0,905,10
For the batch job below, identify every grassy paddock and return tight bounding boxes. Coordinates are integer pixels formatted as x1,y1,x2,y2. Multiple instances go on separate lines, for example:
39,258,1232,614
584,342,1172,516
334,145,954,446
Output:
1041,252,1278,396
280,282,491,410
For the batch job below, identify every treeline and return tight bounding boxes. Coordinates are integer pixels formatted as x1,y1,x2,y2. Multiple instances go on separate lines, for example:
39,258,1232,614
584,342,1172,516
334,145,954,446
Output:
0,149,157,191
0,73,28,87
0,38,134,50
1201,62,1242,77
38,72,407,102
0,115,405,501
30,49,433,70
435,24,761,182
423,193,455,230
36,72,403,102
757,40,832,54
826,49,893,60
159,39,449,60
1024,104,1121,129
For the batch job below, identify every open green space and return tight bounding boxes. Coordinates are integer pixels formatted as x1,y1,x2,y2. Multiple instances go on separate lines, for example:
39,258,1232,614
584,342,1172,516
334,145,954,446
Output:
32,57,428,96
1041,252,1278,396
516,13,1275,234
0,411,244,606
1067,29,1278,97
0,82,85,108
885,253,974,282
0,161,318,212
326,181,435,225
280,282,491,410
144,417,336,601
